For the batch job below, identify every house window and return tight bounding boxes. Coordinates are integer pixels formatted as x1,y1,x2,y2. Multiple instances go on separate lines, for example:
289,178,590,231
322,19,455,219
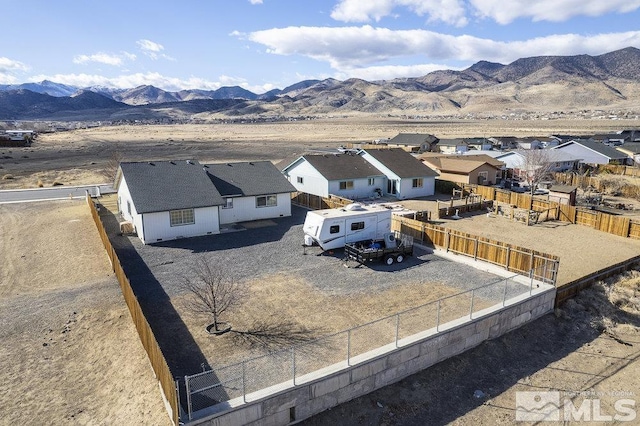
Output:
412,178,424,188
339,181,354,190
127,200,131,215
170,209,195,227
330,225,340,234
256,194,277,208
367,178,375,186
350,221,365,231
478,171,488,183
297,176,304,184
222,198,233,209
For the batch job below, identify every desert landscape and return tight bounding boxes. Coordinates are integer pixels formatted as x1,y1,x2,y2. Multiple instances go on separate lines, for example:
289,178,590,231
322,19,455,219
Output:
2,117,640,189
1,119,639,425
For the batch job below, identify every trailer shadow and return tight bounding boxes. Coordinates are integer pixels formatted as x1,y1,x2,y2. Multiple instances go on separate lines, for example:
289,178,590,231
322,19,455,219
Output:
319,246,431,272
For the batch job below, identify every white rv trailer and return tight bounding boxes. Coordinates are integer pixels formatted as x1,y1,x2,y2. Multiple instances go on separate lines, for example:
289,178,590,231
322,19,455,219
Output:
302,203,392,251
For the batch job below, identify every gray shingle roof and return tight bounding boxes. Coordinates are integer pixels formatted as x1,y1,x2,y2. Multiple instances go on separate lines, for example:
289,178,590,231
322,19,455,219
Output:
301,154,385,180
388,133,438,146
204,161,296,197
362,148,439,178
118,160,224,213
566,139,628,159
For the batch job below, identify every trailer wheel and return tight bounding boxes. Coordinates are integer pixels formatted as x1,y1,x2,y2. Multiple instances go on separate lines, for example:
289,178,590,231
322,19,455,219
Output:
385,255,395,265
396,254,404,263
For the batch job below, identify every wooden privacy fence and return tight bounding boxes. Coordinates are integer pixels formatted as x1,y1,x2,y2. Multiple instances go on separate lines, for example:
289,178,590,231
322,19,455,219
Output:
463,183,640,239
291,191,354,209
599,164,640,177
86,194,179,425
391,216,559,285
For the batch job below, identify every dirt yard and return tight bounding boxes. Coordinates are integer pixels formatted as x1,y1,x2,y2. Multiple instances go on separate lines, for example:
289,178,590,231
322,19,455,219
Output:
0,201,170,425
2,117,639,189
435,213,640,286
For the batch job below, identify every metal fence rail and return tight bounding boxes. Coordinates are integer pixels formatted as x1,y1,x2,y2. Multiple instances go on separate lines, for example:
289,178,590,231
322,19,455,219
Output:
183,267,551,420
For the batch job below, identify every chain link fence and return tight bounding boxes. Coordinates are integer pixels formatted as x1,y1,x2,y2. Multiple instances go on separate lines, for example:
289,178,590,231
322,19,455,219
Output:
184,265,554,420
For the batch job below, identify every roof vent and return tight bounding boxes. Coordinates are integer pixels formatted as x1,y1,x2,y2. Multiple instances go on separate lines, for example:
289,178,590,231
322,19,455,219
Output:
345,203,365,211
249,162,254,165
170,161,175,165
186,160,193,165
148,162,155,166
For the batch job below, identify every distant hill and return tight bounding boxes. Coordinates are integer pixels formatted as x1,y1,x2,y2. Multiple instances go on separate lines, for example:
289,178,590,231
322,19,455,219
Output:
1,47,639,120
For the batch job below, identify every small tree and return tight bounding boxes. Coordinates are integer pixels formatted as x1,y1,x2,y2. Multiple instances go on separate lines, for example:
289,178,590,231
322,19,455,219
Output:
101,149,123,183
180,256,245,332
519,149,556,195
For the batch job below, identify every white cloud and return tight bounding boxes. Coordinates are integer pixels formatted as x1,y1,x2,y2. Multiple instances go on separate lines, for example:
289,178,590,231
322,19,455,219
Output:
470,0,640,24
336,63,462,81
27,72,273,94
248,25,640,71
0,57,29,84
136,39,175,61
249,0,263,4
137,39,164,53
72,52,136,66
331,0,468,26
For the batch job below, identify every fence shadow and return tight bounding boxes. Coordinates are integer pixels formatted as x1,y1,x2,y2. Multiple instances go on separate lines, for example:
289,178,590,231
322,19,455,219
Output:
97,203,227,411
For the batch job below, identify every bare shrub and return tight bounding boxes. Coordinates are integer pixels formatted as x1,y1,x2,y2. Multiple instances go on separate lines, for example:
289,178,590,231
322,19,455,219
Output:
179,256,246,332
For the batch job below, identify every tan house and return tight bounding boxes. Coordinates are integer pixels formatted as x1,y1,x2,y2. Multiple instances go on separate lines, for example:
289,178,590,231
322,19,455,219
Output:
419,154,504,185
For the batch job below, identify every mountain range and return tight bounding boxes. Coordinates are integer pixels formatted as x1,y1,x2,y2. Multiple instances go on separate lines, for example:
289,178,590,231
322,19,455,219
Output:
1,47,639,121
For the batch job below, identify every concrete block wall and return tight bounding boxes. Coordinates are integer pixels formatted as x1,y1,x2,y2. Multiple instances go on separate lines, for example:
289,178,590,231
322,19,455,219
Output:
191,287,556,426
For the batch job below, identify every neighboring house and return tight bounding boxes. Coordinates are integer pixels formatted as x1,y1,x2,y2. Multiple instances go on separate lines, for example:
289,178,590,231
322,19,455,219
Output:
385,133,439,153
616,142,640,165
116,160,224,244
463,138,493,151
515,137,542,150
359,148,438,198
552,139,630,165
488,136,518,150
437,139,468,154
204,161,295,225
591,134,628,146
619,130,640,142
419,154,503,185
464,150,580,181
280,153,386,199
4,130,35,141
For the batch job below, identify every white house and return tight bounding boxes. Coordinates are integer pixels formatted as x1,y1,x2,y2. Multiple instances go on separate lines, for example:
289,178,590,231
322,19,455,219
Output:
359,148,438,198
204,161,295,225
116,159,296,244
437,139,469,154
280,153,386,199
552,139,630,165
116,160,224,244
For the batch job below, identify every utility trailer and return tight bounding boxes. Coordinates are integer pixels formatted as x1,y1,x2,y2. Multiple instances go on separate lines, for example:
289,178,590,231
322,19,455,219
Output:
344,232,414,266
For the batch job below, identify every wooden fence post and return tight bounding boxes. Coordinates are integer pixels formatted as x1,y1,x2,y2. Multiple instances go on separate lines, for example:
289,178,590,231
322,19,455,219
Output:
445,229,450,252
505,246,511,270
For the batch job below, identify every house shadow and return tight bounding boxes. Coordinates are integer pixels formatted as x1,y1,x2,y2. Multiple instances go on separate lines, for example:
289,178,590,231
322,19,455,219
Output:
98,206,226,410
152,205,307,253
301,283,640,426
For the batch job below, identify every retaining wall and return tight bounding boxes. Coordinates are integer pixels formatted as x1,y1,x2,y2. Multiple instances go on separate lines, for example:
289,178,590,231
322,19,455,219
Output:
190,286,556,426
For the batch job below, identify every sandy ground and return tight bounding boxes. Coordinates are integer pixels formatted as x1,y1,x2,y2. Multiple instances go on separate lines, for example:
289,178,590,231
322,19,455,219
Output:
2,118,640,189
435,213,640,286
0,201,169,425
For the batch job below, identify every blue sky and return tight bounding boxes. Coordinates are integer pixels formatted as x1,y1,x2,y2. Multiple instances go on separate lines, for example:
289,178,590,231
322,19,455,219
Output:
2,0,640,94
